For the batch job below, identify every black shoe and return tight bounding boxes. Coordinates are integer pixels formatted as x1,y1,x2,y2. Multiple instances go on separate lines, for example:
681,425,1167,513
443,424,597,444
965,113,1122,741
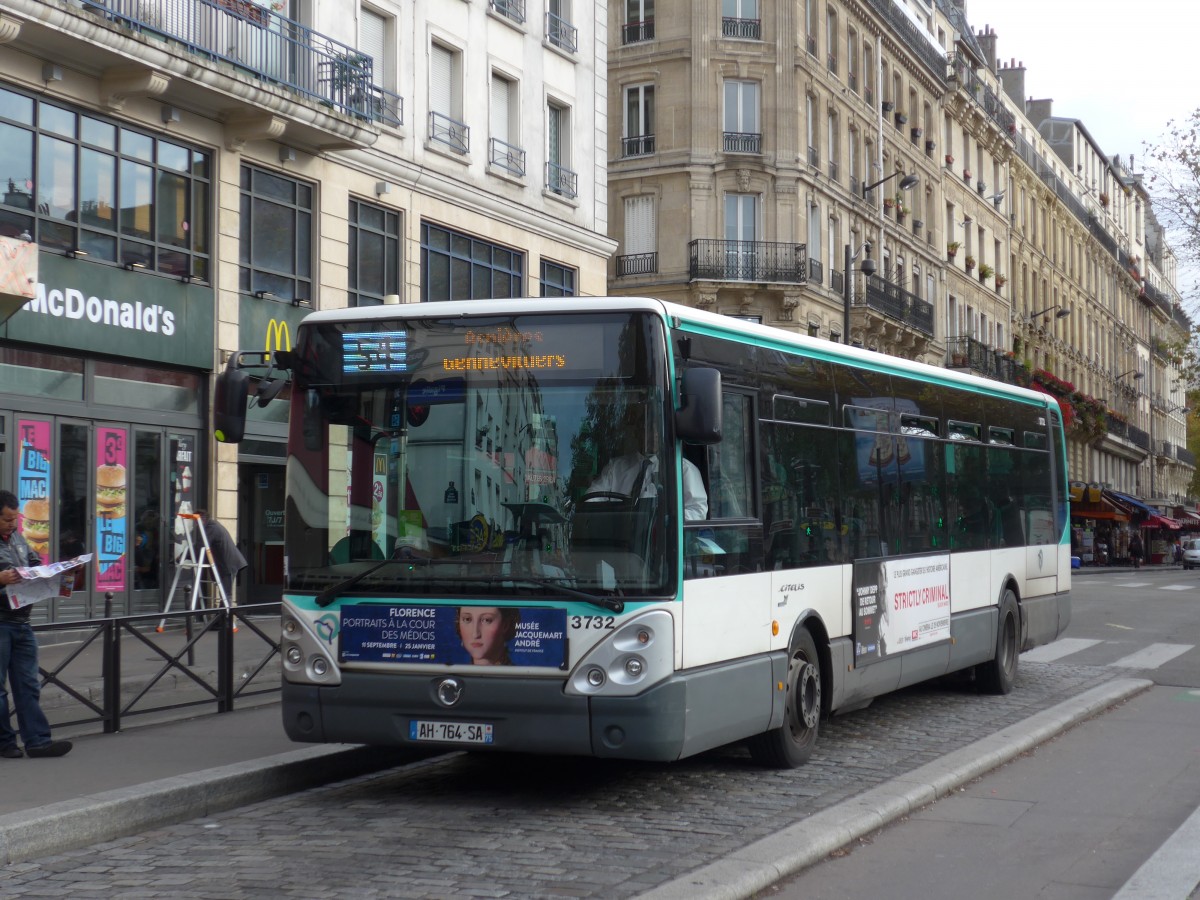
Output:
0,745,22,759
25,740,71,758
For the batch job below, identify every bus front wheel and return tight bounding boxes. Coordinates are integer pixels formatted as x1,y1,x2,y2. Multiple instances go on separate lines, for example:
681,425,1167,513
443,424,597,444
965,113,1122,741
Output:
748,629,821,768
976,590,1019,695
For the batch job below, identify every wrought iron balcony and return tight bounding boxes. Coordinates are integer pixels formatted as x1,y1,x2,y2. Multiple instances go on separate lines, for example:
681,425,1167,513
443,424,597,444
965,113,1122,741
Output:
1178,445,1197,467
616,252,658,276
946,336,1011,380
724,132,762,154
722,17,762,39
688,239,808,284
808,257,824,285
622,19,655,44
488,138,526,177
490,0,526,25
948,53,1015,137
622,134,656,157
546,11,578,53
863,0,946,83
1128,424,1150,451
859,275,934,336
546,161,578,199
430,111,469,155
70,0,402,125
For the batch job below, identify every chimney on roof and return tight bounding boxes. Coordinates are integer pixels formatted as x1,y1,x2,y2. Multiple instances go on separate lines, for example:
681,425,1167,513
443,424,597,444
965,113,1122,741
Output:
998,58,1026,109
976,25,998,72
1026,97,1053,125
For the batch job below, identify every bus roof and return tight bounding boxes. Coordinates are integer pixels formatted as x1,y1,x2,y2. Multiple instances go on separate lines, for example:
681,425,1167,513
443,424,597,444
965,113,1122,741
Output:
297,297,1057,410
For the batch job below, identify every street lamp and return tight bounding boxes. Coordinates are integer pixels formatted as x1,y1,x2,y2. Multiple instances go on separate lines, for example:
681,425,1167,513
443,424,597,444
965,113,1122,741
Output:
1029,305,1071,321
843,241,877,344
1115,369,1144,382
862,170,919,199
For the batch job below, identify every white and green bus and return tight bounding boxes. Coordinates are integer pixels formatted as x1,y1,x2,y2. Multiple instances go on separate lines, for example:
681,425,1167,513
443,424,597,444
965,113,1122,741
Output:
216,297,1070,767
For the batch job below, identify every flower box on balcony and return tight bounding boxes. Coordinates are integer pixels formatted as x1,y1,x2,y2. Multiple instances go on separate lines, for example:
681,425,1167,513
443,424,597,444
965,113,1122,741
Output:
894,111,908,126
882,100,895,113
978,263,994,281
995,273,1007,288
964,255,976,272
963,169,972,182
911,127,923,140
945,154,954,166
925,139,936,154
947,241,961,259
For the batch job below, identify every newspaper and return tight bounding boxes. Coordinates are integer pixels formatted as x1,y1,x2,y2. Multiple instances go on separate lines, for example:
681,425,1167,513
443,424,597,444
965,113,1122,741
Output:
8,554,93,609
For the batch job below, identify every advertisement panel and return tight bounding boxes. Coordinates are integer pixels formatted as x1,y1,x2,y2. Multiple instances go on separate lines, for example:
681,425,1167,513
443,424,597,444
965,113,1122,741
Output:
15,420,52,560
94,427,128,592
340,604,568,668
853,553,951,666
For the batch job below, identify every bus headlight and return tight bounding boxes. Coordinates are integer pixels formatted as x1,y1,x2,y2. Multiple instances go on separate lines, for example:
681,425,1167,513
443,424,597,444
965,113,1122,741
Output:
281,600,341,686
566,609,674,697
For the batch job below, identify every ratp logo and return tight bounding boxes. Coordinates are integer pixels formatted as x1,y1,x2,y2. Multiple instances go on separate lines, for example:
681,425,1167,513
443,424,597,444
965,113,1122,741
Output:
314,613,339,645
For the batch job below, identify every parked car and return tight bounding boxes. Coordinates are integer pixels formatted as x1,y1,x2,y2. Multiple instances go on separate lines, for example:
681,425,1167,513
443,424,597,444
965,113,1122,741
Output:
1181,538,1200,570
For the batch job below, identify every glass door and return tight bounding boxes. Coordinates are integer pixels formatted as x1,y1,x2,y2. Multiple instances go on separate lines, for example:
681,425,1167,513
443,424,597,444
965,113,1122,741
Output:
239,463,284,603
130,428,200,616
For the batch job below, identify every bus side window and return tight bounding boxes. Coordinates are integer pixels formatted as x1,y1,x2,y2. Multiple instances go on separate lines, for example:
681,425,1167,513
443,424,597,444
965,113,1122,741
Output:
704,392,754,520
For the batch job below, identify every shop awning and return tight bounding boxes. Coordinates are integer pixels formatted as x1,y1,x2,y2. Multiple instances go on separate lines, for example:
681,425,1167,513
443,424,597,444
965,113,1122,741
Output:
1145,513,1182,530
1105,490,1153,519
1069,492,1130,522
1178,511,1200,528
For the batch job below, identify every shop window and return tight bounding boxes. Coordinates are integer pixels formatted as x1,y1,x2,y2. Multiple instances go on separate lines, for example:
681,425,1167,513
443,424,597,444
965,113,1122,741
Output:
239,164,313,304
540,259,576,297
0,86,211,280
349,198,400,307
420,221,525,301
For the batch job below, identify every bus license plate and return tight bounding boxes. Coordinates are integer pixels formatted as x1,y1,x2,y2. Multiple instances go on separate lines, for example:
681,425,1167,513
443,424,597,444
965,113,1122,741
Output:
409,720,495,745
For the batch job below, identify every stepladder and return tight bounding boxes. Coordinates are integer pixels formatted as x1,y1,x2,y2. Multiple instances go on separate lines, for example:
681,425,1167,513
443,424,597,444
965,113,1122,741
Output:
157,512,232,632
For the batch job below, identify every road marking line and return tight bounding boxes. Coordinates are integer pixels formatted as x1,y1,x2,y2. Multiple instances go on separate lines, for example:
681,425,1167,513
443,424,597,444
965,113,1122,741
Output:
1160,584,1197,591
1106,623,1134,630
1109,643,1192,669
1022,637,1102,663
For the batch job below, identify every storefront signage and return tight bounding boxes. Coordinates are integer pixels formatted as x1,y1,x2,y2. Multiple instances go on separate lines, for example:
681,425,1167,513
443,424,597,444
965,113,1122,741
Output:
853,553,951,666
1,253,213,369
16,420,51,560
94,427,128,592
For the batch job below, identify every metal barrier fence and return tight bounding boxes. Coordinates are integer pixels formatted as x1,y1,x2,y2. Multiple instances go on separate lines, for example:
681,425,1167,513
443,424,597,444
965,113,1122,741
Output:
34,602,281,734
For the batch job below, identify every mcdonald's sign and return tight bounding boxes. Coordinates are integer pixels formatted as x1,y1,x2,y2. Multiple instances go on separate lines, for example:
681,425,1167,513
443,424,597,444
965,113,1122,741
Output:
265,318,291,355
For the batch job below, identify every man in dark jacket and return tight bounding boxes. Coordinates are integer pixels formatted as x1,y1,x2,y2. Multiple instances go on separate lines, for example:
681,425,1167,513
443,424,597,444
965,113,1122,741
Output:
0,491,71,758
197,510,248,607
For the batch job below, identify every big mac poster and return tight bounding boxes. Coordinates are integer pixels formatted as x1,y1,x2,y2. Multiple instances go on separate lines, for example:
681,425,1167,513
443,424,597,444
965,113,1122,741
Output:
16,420,51,560
95,427,128,591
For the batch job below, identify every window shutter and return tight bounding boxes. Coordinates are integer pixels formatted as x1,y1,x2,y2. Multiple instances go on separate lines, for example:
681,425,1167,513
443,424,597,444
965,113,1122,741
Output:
624,196,655,254
430,44,452,117
361,9,386,83
491,75,510,145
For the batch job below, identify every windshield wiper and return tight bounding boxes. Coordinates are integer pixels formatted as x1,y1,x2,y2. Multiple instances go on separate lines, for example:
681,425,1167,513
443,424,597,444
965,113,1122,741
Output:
508,576,625,614
314,557,417,607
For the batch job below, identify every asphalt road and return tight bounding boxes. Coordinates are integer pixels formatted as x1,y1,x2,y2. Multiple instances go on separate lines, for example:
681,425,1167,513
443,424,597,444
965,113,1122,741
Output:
2,568,1190,899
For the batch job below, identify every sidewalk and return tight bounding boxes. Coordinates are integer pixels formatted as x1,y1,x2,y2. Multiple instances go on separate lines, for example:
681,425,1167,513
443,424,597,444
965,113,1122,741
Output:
0,702,410,865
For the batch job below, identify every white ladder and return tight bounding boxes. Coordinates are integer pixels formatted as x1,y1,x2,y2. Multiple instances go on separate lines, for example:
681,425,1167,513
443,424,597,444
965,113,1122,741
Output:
157,512,231,633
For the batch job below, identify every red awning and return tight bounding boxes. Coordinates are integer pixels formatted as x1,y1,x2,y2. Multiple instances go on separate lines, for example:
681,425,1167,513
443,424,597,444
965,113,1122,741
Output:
1145,513,1181,530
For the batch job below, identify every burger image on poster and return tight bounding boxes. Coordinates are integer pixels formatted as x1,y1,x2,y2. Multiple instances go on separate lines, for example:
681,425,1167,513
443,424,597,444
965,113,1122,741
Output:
96,463,127,519
20,497,51,558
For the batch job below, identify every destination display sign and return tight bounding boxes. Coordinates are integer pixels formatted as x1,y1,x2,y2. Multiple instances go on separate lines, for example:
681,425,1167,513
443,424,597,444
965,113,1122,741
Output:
339,603,568,668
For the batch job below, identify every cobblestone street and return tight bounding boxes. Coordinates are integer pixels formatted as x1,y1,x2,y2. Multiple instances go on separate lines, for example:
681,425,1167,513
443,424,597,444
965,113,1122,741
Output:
0,662,1112,899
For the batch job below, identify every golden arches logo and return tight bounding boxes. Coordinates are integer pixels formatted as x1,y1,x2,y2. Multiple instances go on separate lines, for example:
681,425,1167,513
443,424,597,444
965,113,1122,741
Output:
264,318,291,354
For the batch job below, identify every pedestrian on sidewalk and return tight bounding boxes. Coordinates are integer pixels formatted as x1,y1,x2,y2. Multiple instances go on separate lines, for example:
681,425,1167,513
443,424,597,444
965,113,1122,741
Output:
197,510,247,607
0,490,71,759
1129,532,1144,570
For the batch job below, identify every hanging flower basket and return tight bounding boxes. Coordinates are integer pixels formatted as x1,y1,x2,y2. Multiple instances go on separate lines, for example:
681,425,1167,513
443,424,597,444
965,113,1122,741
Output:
964,255,976,271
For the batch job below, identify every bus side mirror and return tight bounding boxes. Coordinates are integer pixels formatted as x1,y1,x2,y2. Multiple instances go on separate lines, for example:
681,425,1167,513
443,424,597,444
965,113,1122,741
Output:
676,367,722,444
213,362,250,443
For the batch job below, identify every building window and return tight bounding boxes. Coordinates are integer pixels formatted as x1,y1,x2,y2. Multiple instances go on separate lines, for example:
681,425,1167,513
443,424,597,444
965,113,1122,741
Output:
430,42,468,154
623,0,655,44
546,102,577,198
540,259,576,296
421,221,525,301
349,198,400,307
825,7,838,74
489,73,525,176
722,0,760,39
0,86,211,278
619,194,657,276
547,0,578,53
623,84,655,157
723,80,760,154
239,164,312,303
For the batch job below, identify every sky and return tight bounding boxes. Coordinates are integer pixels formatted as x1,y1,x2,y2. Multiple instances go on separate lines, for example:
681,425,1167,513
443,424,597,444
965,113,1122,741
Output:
962,0,1194,162
963,0,1198,300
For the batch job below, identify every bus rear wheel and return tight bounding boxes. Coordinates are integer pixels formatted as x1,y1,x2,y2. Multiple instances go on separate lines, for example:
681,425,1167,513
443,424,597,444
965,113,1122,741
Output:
748,629,821,768
976,590,1019,694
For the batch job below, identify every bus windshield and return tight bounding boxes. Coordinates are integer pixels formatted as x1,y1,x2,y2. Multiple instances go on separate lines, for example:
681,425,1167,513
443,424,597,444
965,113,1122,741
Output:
283,311,673,598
